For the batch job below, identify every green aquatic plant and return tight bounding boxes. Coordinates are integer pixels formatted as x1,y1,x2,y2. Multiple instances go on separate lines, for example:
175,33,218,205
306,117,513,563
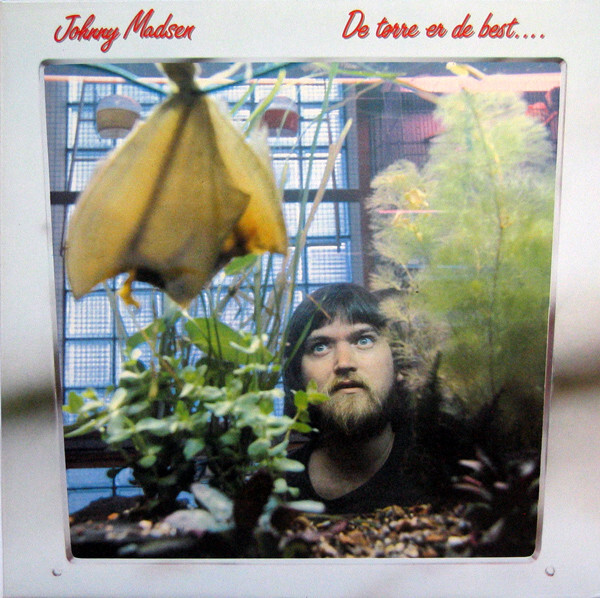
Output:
64,305,328,515
369,89,555,448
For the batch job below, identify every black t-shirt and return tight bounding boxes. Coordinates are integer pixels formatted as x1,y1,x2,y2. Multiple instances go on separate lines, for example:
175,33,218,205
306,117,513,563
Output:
286,433,431,515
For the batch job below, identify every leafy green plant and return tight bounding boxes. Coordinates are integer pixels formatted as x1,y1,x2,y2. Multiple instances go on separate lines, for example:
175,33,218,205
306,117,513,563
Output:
368,88,555,443
64,305,328,515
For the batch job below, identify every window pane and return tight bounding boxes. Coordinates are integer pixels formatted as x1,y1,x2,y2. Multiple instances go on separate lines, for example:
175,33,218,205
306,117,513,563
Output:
305,202,349,236
66,292,113,338
306,243,351,283
64,340,113,387
49,63,364,516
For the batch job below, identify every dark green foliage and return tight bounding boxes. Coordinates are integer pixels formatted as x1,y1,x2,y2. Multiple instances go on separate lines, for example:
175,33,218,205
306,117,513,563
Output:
454,448,540,556
405,354,473,504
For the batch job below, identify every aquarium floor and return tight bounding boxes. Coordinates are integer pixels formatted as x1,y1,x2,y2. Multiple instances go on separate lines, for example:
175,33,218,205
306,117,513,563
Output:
69,498,476,559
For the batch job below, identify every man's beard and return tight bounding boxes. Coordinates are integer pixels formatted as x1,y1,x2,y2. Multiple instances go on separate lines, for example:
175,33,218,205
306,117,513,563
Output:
311,375,393,442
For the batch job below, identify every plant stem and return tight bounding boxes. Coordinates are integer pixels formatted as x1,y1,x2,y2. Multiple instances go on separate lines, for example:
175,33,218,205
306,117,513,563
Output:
463,91,505,397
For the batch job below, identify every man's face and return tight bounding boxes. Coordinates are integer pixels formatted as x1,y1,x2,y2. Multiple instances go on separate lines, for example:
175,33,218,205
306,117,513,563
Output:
300,316,396,438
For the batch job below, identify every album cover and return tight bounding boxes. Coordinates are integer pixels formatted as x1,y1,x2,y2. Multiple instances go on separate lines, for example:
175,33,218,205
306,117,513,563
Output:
1,1,600,596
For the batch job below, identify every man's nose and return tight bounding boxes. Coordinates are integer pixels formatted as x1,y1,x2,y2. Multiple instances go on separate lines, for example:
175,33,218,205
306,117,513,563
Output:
333,342,357,375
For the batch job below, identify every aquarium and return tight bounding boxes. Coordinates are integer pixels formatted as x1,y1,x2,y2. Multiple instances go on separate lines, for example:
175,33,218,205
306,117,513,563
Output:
2,1,600,596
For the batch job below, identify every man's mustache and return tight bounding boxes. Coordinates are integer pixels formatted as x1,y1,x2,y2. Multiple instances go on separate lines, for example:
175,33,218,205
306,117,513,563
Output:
327,375,371,395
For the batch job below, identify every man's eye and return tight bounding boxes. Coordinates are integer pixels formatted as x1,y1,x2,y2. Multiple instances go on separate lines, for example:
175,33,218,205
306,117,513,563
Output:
309,342,328,355
357,335,375,347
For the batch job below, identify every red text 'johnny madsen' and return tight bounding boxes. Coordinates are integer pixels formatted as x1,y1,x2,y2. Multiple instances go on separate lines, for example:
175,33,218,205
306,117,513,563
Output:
54,9,195,53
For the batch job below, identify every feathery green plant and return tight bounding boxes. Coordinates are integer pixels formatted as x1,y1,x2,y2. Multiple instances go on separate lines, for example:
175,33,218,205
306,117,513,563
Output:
369,89,555,445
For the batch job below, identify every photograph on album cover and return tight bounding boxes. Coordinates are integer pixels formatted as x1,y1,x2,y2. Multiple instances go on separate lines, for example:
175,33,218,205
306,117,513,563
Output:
45,59,561,559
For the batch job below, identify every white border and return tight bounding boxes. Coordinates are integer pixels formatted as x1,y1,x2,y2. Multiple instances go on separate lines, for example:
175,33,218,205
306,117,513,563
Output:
2,1,600,596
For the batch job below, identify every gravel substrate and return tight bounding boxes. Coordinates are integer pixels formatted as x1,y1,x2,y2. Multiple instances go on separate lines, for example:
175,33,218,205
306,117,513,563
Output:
277,504,473,558
70,499,475,559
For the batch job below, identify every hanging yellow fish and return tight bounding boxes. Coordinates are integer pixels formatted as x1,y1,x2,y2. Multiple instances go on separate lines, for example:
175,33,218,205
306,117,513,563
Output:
65,62,287,307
